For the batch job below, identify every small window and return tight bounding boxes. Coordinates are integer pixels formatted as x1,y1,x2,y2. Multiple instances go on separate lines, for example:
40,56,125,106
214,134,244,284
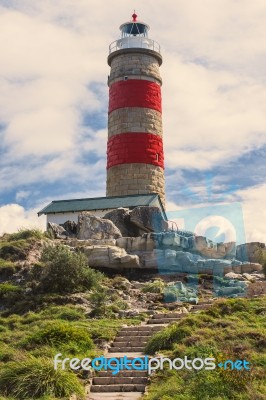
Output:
124,76,128,81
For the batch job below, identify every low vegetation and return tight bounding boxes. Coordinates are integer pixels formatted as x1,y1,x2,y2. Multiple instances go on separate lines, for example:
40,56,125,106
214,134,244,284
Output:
0,229,144,399
144,297,266,400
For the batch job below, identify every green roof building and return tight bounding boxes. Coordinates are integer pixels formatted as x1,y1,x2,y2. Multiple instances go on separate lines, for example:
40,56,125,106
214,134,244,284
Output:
38,193,166,226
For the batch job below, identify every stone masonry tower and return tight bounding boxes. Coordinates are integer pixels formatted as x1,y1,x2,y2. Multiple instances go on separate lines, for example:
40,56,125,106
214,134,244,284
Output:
106,13,165,207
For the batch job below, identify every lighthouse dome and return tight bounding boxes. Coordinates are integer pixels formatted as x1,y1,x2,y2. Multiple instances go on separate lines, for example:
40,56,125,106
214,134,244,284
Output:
120,13,150,37
109,12,160,55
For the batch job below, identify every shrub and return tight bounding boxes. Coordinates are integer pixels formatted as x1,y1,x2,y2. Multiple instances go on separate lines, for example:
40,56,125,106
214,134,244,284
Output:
145,324,192,354
22,321,93,353
0,259,16,278
0,357,84,399
42,306,85,321
0,240,30,261
39,244,102,294
8,229,44,242
142,280,165,294
0,284,22,300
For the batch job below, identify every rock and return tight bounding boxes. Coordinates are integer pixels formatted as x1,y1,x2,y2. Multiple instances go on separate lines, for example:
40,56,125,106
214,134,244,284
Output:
62,220,77,236
241,263,263,274
242,273,256,282
217,286,245,296
103,208,137,237
130,206,167,233
224,272,245,281
82,245,139,269
236,242,265,262
69,238,116,247
47,222,69,239
77,212,122,240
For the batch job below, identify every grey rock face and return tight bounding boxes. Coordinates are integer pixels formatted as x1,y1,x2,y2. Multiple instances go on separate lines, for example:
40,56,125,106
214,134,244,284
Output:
77,212,122,240
82,245,140,269
104,208,137,237
47,222,68,239
130,206,167,233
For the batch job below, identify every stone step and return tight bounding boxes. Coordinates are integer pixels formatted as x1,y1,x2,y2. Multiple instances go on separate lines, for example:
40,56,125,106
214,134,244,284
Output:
147,318,178,324
112,341,147,348
116,331,159,337
120,326,162,332
114,337,148,345
88,393,142,400
152,313,185,319
90,384,146,393
104,352,144,359
109,346,145,353
97,370,148,378
93,377,147,385
192,304,212,310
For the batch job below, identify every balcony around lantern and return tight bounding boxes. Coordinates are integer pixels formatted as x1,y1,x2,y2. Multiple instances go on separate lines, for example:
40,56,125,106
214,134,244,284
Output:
109,37,161,55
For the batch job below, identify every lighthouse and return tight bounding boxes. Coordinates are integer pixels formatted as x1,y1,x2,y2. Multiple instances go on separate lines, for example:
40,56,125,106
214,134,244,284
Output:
106,13,166,207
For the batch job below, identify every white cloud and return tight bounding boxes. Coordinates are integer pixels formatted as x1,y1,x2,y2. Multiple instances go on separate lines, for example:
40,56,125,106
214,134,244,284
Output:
0,1,265,242
0,204,46,235
237,183,266,243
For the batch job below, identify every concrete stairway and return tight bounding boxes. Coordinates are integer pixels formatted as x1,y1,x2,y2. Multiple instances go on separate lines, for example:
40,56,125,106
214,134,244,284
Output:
88,302,212,399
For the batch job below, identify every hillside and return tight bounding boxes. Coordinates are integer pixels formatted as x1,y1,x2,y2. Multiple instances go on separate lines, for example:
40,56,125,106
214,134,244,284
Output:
0,229,265,400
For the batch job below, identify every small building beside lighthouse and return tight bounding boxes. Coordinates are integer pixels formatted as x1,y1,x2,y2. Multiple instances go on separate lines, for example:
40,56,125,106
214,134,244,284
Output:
38,13,167,225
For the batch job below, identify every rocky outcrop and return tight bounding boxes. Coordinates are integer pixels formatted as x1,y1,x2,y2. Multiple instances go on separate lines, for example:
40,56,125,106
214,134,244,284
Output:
63,220,77,236
130,206,168,233
236,242,265,262
82,245,139,269
47,222,69,239
77,212,122,240
103,208,137,237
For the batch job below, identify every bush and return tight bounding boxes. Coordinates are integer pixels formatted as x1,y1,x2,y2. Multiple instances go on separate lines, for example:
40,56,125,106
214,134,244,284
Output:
142,280,165,294
42,306,85,321
145,324,192,354
22,321,93,353
0,357,84,399
8,229,44,242
39,244,102,294
0,240,30,261
0,259,16,278
0,284,22,300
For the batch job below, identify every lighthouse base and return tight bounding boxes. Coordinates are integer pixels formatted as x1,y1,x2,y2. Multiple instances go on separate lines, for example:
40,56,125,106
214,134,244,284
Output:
106,163,165,208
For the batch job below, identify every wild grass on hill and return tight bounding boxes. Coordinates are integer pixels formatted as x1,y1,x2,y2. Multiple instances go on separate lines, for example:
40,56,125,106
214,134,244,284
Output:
144,297,266,400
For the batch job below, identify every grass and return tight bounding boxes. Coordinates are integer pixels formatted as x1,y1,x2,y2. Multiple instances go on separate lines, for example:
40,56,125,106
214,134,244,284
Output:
144,297,266,400
0,357,84,399
0,300,143,399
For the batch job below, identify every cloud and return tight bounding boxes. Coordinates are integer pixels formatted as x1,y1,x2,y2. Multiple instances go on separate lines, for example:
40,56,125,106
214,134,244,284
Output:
0,204,46,235
0,1,265,242
237,183,266,243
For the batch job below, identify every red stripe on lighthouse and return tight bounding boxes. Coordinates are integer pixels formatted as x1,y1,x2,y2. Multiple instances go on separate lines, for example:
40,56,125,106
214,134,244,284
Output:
109,80,162,113
107,133,164,169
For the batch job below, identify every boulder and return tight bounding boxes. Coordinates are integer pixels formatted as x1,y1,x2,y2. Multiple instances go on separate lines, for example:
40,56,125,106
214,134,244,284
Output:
103,208,137,237
82,245,139,269
62,220,77,236
47,222,68,239
130,206,167,233
224,272,245,281
77,212,122,240
236,242,265,262
242,273,256,282
241,263,263,274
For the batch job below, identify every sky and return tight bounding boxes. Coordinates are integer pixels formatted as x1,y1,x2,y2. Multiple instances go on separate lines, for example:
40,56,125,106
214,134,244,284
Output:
0,0,265,243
